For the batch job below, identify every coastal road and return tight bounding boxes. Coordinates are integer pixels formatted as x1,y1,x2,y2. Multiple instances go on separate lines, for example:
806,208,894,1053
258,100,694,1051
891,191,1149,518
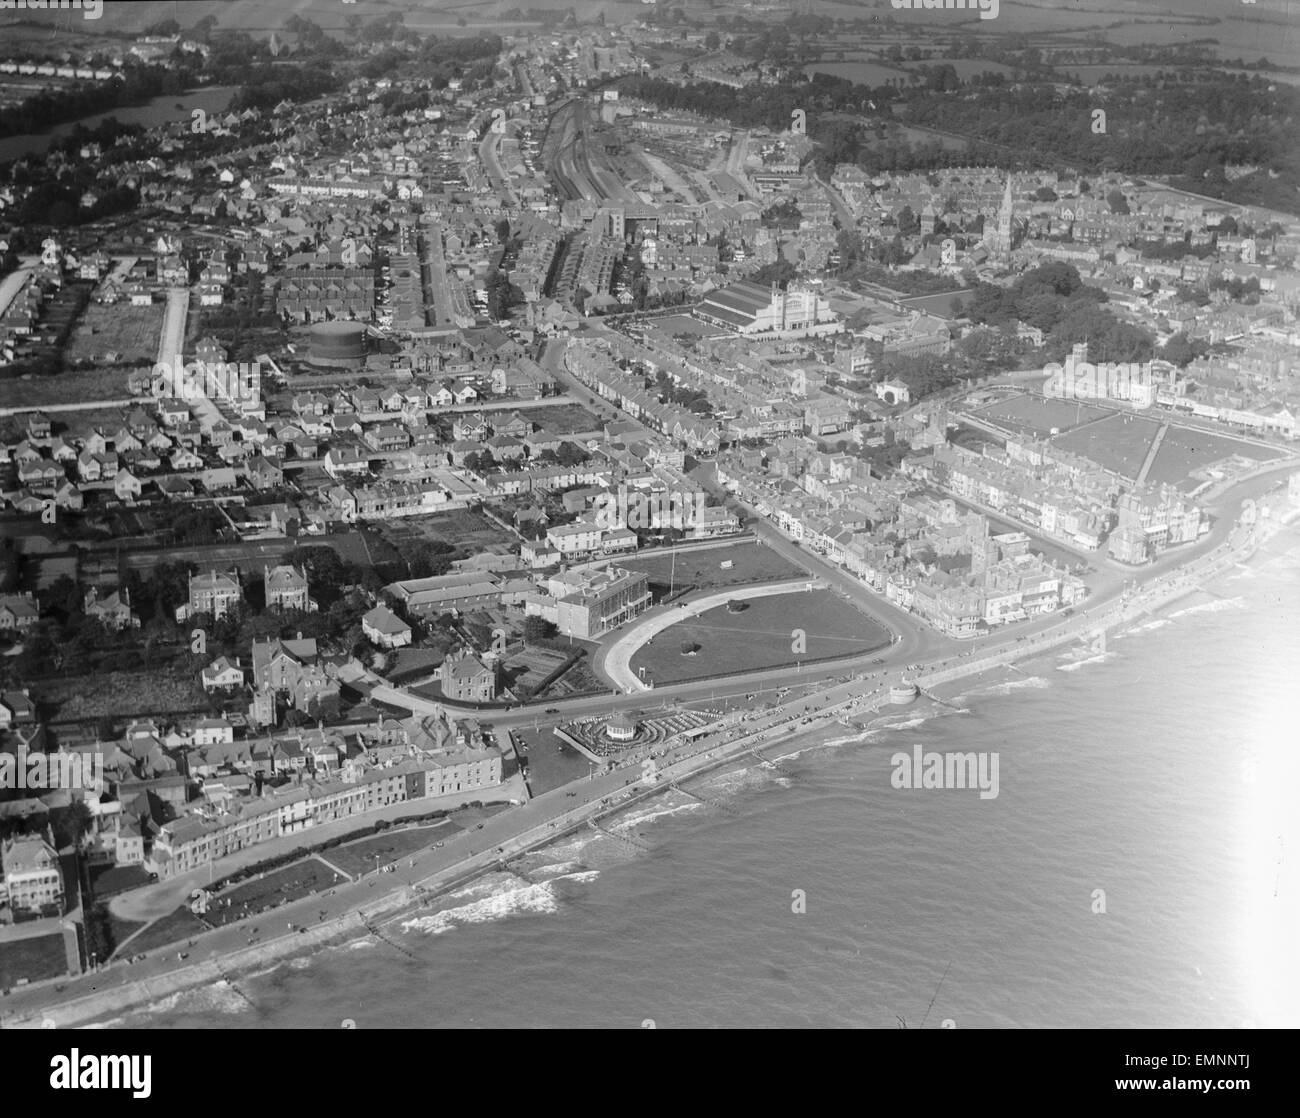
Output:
8,478,1294,1027
1,665,902,1028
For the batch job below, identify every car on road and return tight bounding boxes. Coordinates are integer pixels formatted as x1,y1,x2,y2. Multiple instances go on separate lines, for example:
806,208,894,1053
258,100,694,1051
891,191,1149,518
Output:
545,707,559,714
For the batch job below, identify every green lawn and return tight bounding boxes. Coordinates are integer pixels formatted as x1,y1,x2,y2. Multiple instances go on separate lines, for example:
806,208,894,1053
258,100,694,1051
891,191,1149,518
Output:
1148,426,1283,491
0,934,68,987
88,864,153,900
622,541,805,595
629,588,889,685
973,392,1111,438
328,822,459,879
1050,412,1161,480
206,857,347,926
509,725,594,796
120,907,209,956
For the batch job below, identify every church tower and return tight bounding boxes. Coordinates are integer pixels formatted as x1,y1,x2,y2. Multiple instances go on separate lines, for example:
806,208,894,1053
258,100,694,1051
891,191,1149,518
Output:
987,175,1015,259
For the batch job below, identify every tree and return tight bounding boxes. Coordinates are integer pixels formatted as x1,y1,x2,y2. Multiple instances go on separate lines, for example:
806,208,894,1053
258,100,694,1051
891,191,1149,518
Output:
1106,189,1130,215
50,801,93,849
1160,331,1207,367
523,616,557,643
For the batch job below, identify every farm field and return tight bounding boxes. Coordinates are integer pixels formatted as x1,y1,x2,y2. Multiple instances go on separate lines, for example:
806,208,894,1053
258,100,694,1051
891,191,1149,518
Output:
804,60,908,86
628,588,889,686
898,58,1015,79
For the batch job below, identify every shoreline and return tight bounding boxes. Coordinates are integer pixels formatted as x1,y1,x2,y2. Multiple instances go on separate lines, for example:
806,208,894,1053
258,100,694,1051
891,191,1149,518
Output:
4,503,1295,1029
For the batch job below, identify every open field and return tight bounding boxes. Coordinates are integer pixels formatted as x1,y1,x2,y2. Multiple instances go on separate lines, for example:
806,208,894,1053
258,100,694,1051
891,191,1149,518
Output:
1148,426,1284,491
327,821,459,879
804,60,908,87
0,934,68,988
38,671,209,722
899,58,1015,80
515,404,603,435
384,507,515,551
1050,412,1161,479
643,316,727,344
0,367,136,412
628,588,889,686
972,393,1114,438
622,541,805,595
65,302,163,366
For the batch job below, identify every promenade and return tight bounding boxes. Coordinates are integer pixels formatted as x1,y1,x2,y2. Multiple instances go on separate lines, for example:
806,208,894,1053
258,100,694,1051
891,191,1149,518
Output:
3,476,1294,1029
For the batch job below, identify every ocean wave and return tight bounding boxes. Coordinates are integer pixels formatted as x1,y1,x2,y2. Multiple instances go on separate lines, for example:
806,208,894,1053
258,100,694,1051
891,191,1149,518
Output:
610,797,705,832
1167,597,1244,619
399,877,560,936
697,763,786,796
1117,618,1171,636
775,732,863,758
955,675,1049,698
528,860,582,877
554,869,600,885
1056,653,1115,672
871,713,930,731
129,980,252,1020
534,831,605,862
